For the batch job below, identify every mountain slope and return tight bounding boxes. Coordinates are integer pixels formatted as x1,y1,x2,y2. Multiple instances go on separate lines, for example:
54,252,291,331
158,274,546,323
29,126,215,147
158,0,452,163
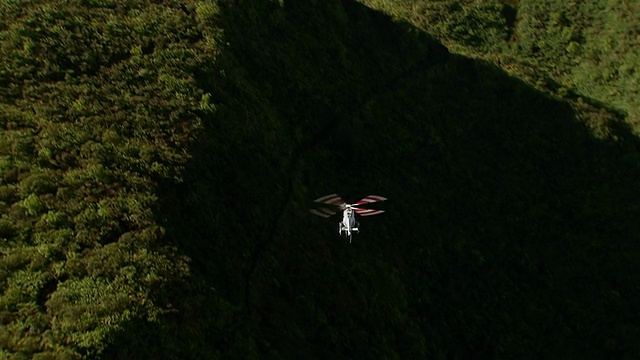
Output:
1,0,639,358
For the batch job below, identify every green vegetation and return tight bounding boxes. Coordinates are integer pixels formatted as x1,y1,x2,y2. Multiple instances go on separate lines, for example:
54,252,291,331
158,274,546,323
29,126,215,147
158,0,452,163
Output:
0,0,215,357
360,0,640,132
1,0,639,359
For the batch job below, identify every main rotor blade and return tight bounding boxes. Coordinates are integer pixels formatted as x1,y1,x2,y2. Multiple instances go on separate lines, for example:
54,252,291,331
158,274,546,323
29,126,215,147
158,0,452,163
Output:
354,195,387,206
353,207,385,216
310,208,338,218
310,194,346,218
313,194,346,208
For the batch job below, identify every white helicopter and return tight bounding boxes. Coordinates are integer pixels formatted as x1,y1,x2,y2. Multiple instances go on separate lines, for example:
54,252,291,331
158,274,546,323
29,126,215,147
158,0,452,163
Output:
310,194,387,242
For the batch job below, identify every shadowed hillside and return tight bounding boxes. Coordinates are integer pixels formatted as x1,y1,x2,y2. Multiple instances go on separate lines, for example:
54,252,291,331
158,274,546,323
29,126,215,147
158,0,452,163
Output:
1,0,638,358
160,0,640,359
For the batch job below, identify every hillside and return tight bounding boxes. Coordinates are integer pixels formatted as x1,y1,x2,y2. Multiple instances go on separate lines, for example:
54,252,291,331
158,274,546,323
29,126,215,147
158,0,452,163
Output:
1,0,640,359
359,0,640,132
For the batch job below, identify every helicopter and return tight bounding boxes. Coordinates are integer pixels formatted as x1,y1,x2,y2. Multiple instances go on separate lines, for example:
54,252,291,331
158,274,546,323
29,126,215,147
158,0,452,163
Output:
310,194,387,242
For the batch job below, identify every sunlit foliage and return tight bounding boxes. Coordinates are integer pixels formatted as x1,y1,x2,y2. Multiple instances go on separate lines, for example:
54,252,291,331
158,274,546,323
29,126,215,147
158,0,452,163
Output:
0,0,215,357
360,0,640,133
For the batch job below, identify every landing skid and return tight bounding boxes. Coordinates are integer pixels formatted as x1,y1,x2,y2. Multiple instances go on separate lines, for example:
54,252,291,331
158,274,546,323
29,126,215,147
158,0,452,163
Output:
339,222,355,243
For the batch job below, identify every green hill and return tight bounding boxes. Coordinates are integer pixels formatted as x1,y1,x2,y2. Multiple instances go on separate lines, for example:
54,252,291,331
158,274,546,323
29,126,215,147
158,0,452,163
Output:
1,0,639,359
360,0,640,132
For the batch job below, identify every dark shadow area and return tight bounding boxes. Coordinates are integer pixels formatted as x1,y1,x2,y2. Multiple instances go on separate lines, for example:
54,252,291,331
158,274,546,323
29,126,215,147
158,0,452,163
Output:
153,0,640,358
501,3,518,41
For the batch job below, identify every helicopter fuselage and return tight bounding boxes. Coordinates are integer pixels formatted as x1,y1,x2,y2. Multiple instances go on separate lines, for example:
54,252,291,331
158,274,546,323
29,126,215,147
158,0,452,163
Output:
339,206,359,242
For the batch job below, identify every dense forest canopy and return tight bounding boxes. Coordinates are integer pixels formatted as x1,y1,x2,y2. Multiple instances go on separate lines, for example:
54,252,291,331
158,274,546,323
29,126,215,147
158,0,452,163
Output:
1,0,639,359
0,0,216,357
